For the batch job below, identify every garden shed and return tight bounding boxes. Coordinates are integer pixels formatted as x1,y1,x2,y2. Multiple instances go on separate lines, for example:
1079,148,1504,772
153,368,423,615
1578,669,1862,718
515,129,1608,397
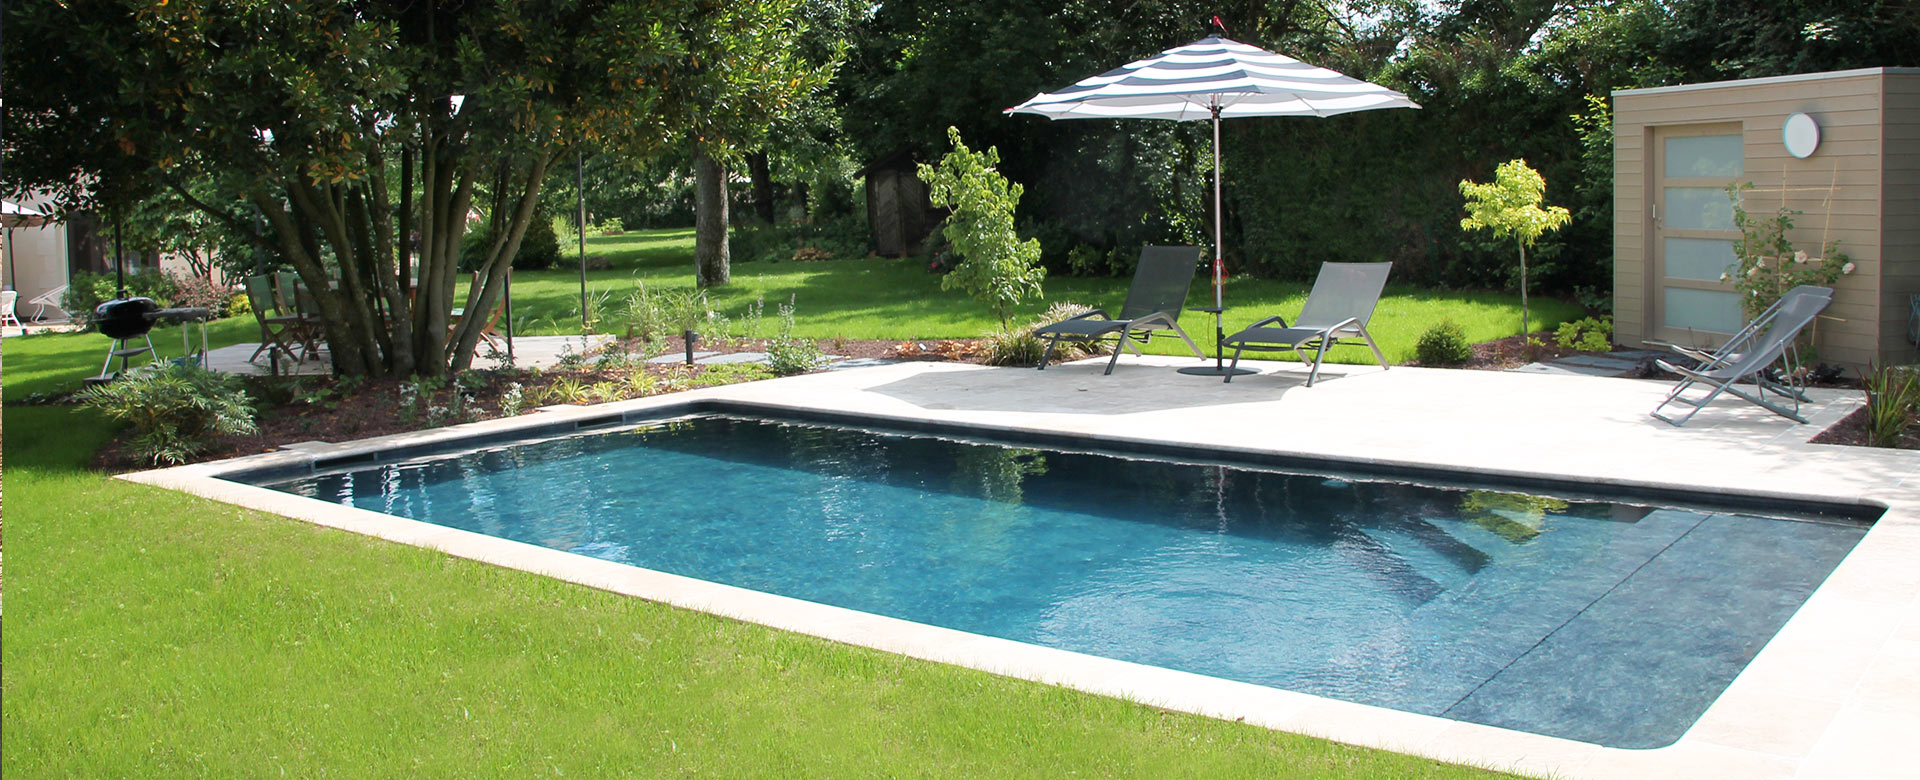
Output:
856,149,943,257
1613,67,1920,370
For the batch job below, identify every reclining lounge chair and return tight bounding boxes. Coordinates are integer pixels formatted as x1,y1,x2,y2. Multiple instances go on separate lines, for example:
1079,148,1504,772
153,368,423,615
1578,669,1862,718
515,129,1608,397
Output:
1220,261,1392,386
1650,286,1832,426
1033,245,1206,374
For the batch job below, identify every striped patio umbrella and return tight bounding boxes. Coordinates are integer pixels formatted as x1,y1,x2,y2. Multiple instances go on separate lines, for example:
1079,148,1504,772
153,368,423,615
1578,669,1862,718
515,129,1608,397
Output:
1006,32,1418,374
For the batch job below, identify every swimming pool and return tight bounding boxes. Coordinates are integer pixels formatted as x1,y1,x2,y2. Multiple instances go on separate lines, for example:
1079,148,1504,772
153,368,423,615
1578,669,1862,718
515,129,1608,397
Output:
247,412,1871,749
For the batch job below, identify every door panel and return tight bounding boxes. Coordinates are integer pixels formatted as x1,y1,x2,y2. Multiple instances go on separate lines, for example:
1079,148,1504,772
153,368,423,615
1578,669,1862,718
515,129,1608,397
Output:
1652,125,1745,345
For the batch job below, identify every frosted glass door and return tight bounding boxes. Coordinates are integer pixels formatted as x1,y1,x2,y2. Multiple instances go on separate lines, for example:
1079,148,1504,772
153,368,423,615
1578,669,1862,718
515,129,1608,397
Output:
1653,127,1744,344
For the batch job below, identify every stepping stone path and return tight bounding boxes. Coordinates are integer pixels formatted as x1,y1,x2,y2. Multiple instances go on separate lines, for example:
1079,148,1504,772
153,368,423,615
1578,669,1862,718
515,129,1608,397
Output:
1509,349,1667,378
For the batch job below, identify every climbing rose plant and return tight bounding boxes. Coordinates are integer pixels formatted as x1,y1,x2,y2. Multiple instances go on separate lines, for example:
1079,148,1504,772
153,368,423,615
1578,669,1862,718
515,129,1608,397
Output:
1724,184,1851,319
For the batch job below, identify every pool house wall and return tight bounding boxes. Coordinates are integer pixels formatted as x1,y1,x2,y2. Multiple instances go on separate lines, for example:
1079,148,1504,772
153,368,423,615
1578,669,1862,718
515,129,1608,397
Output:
1612,67,1920,371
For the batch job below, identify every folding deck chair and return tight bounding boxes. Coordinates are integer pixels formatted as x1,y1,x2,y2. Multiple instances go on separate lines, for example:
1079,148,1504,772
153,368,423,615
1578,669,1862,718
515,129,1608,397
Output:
1219,262,1392,386
1661,285,1832,404
1033,245,1206,374
1650,286,1831,426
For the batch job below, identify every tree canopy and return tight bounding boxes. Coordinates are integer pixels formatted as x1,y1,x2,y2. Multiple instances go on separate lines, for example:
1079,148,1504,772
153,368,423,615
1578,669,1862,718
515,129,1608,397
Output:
10,0,1918,349
6,0,822,376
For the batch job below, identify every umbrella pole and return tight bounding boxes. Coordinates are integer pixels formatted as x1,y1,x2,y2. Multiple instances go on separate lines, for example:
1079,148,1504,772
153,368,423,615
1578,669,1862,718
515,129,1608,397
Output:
1213,103,1223,313
1178,103,1253,377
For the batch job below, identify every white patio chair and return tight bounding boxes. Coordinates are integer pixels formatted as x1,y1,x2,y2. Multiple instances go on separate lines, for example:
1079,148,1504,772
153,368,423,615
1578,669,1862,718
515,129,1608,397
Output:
0,290,20,328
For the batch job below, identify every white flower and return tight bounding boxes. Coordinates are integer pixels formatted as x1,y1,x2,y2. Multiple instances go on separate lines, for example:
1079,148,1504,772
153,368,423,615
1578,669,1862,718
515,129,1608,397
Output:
1747,266,1760,278
1794,250,1810,264
1755,256,1768,268
1719,273,1730,282
1843,262,1856,275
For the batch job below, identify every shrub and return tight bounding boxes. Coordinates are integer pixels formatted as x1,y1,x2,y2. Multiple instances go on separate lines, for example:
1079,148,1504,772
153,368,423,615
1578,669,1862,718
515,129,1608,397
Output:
458,207,563,272
1863,363,1920,448
512,208,563,270
79,364,257,465
166,272,237,319
1025,301,1099,360
225,290,252,319
1554,316,1613,352
498,382,529,417
63,270,178,328
981,328,1047,367
615,283,712,354
731,217,869,265
765,299,825,376
1415,320,1472,366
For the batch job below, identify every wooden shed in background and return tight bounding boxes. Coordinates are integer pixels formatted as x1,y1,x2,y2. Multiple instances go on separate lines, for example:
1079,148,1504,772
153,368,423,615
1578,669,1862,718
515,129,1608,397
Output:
857,149,944,257
1613,67,1920,371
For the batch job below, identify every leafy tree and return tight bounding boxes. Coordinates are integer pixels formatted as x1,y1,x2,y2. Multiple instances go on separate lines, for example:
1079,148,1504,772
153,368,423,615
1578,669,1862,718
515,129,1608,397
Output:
1459,159,1571,336
918,127,1045,331
679,0,838,287
6,0,820,375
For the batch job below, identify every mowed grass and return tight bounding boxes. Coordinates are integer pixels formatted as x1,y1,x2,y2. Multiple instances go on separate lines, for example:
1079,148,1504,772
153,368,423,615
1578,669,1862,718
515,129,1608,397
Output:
3,229,1546,778
502,228,1581,363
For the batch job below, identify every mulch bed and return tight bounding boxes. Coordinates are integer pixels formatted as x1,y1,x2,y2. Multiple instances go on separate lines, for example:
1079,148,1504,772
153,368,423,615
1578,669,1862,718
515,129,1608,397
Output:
1806,406,1918,449
90,338,941,472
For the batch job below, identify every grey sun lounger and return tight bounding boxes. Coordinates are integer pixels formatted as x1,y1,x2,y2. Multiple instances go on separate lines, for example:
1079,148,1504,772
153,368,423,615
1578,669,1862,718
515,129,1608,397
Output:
1220,261,1392,386
1650,285,1832,426
1034,245,1207,374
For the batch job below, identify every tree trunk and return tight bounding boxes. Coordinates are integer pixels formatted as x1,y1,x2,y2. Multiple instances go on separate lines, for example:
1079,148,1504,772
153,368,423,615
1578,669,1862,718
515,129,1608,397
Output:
747,149,775,225
1519,240,1530,337
694,146,730,287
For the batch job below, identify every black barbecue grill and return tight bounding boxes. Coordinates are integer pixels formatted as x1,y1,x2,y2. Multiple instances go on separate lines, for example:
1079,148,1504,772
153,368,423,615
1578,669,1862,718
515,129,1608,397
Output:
86,297,212,386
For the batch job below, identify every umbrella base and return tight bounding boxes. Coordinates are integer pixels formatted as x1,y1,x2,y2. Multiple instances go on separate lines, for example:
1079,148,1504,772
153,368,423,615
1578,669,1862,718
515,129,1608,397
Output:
1177,364,1256,377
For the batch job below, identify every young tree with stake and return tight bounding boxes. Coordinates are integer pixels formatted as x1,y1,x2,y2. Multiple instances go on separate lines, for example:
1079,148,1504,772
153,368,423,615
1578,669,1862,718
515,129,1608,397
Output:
1460,159,1571,338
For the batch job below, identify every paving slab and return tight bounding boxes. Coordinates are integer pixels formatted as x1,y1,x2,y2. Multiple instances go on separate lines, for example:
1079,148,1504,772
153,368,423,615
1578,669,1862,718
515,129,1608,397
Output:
1552,354,1645,370
1513,362,1629,377
646,350,719,364
825,357,900,371
697,351,768,365
201,334,613,377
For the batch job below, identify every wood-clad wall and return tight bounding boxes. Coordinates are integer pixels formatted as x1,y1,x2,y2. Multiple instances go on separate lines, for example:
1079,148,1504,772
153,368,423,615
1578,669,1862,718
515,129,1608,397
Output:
1613,69,1920,370
1882,77,1920,361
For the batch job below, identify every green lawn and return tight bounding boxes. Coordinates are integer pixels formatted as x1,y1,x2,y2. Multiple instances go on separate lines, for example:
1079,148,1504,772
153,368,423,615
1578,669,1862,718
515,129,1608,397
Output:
2,229,1545,779
503,228,1581,363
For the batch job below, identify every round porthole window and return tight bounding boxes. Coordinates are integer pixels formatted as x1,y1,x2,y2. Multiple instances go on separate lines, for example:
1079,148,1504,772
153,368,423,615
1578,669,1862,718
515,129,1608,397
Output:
1783,113,1820,159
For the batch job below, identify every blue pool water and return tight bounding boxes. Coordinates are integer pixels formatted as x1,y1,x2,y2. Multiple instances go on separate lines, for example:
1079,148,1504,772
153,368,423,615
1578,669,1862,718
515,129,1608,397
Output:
256,414,1870,748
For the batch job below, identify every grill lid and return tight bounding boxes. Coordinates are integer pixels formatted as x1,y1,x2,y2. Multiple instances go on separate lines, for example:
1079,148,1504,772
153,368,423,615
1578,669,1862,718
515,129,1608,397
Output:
93,297,160,339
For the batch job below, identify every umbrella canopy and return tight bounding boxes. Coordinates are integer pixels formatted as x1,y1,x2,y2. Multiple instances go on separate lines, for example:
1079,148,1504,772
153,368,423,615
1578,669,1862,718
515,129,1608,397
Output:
1008,35,1417,121
2,200,50,228
1006,35,1418,328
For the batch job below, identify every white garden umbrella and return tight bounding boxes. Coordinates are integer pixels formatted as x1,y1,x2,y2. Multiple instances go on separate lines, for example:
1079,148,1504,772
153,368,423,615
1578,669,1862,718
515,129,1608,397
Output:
1006,32,1418,374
